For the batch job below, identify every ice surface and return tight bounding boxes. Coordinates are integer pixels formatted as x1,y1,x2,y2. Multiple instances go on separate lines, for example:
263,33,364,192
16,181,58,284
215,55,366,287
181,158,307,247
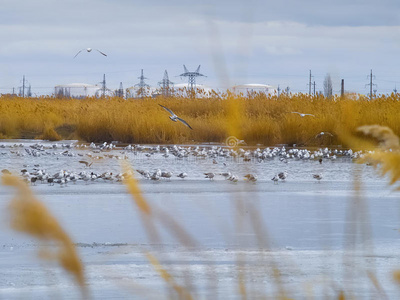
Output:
0,141,399,299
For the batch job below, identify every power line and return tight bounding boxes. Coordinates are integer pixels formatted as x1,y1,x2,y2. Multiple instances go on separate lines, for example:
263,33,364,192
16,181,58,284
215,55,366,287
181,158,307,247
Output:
307,70,314,95
179,65,206,92
158,70,174,97
365,69,377,100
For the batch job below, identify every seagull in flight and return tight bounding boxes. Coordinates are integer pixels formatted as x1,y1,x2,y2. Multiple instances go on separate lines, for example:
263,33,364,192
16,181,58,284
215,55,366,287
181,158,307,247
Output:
291,112,315,117
74,48,107,58
315,131,334,138
159,104,193,130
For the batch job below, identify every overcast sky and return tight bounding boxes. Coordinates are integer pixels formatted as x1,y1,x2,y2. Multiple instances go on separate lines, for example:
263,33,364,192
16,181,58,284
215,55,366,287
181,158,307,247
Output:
1,0,399,95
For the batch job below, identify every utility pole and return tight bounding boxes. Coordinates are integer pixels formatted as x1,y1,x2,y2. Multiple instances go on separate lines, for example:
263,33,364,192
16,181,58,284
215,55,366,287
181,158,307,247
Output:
158,70,174,97
135,69,150,98
370,70,373,99
118,82,124,98
277,85,281,98
308,70,312,95
179,65,206,95
313,81,316,95
22,75,25,97
101,74,106,97
394,85,397,94
341,79,344,98
366,69,376,100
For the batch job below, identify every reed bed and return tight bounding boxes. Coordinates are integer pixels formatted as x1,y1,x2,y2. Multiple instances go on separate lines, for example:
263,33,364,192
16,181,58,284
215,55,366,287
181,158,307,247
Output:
0,93,400,146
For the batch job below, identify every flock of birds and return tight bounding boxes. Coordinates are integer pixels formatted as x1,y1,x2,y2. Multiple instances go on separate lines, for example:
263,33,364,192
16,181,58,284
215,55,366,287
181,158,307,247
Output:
0,141,365,188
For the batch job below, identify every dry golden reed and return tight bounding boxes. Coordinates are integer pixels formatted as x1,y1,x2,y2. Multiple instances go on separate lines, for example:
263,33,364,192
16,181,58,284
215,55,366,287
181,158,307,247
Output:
1,93,400,146
354,125,400,189
1,174,86,294
146,252,193,300
357,125,399,149
122,161,198,247
393,270,400,284
122,163,151,215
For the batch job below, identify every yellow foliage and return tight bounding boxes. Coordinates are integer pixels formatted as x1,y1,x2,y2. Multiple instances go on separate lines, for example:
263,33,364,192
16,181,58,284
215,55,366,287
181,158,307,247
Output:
354,125,400,189
0,94,400,146
146,252,193,300
357,125,399,149
40,126,62,141
393,270,400,284
122,163,151,215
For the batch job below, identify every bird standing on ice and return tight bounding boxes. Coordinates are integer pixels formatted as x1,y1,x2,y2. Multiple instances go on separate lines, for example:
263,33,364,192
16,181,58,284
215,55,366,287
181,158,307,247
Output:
177,172,188,179
244,174,257,183
204,172,215,180
313,174,323,182
159,104,193,130
74,48,107,58
271,175,279,184
278,171,288,181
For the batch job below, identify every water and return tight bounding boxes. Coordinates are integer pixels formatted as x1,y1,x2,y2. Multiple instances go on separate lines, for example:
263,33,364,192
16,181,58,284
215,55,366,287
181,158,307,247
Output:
0,140,399,299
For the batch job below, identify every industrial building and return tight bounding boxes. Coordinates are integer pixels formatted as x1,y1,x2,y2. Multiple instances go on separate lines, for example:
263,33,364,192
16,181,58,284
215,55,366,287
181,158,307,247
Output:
230,84,277,96
55,83,101,98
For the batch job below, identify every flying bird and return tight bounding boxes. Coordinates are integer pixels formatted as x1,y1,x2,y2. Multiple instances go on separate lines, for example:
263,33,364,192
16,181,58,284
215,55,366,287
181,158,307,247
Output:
74,48,107,58
159,104,193,129
315,131,334,138
291,112,315,117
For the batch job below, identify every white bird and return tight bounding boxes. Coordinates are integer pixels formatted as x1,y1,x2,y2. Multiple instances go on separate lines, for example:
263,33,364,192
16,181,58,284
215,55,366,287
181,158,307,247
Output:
271,175,279,184
227,174,239,183
74,48,107,58
315,131,334,138
159,104,193,130
151,169,162,181
291,112,315,117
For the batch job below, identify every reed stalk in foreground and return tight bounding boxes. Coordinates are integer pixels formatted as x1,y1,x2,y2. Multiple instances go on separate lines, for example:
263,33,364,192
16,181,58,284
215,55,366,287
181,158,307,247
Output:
346,124,400,291
1,175,87,297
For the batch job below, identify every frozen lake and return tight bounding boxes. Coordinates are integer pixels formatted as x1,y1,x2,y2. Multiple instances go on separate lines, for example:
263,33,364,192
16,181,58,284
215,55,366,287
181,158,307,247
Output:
0,140,400,299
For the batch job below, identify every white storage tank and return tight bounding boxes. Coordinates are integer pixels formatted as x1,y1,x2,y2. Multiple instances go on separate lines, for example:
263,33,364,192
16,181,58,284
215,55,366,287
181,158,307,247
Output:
54,83,102,98
231,83,277,96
